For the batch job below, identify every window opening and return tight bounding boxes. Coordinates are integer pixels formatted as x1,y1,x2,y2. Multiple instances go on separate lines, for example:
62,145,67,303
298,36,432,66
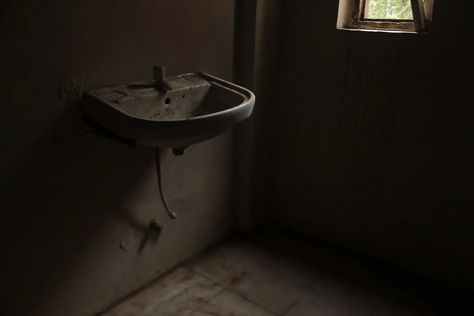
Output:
337,0,435,33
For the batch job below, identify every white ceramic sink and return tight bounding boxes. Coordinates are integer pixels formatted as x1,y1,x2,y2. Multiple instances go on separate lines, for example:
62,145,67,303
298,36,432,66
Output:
82,67,255,150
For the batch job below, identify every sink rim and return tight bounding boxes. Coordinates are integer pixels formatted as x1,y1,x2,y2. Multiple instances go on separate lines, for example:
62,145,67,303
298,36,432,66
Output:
86,72,255,123
82,71,256,148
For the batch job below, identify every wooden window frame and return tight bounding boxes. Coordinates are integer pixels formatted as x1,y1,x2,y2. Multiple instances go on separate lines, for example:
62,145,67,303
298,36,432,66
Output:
350,0,427,33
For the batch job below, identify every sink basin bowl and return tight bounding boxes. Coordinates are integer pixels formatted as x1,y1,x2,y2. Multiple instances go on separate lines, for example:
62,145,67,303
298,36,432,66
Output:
82,72,255,148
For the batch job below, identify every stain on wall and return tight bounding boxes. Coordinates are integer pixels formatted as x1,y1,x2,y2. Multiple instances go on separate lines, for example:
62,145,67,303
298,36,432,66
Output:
272,0,474,291
0,1,236,315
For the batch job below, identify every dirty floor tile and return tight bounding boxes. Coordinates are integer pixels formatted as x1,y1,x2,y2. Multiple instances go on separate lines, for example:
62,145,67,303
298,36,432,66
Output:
227,251,313,315
188,241,264,288
284,274,443,316
103,267,222,316
284,277,394,316
100,234,468,316
192,290,274,316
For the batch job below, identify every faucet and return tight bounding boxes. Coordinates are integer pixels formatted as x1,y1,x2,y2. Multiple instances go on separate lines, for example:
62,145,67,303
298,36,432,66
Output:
153,66,172,93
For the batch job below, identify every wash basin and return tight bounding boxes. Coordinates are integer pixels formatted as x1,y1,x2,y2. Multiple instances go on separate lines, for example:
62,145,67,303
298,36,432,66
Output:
82,68,255,149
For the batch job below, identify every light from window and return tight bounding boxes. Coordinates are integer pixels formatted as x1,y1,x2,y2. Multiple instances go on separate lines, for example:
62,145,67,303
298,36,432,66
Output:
366,0,413,20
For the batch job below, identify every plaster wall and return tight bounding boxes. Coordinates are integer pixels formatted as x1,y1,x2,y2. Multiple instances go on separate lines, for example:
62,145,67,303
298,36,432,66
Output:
0,1,236,315
234,0,283,230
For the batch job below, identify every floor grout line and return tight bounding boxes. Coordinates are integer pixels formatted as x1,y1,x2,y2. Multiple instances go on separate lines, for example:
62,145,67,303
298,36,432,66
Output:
188,285,227,316
189,265,278,315
223,285,279,315
191,269,227,288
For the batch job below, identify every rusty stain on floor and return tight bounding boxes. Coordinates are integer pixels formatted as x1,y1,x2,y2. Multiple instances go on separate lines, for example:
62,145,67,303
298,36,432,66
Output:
100,233,469,316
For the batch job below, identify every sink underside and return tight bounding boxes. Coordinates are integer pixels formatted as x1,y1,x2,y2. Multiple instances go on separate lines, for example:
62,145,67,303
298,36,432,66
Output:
82,72,255,148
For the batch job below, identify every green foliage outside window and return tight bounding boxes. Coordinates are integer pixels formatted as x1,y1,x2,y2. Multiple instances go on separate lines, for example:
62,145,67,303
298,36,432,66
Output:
366,0,414,20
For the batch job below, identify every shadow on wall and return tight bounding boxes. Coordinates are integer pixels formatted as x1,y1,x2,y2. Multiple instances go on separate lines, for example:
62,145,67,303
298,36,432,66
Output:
0,104,158,315
272,0,474,291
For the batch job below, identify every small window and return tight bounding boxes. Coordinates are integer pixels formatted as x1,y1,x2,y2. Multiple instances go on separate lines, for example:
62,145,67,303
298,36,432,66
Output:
337,0,435,33
365,0,414,20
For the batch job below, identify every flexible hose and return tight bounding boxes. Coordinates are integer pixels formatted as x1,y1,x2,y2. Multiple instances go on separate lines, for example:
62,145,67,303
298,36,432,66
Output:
155,149,177,220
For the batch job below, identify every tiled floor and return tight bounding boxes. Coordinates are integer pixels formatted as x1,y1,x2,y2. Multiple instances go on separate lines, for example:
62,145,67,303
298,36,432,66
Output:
102,233,470,316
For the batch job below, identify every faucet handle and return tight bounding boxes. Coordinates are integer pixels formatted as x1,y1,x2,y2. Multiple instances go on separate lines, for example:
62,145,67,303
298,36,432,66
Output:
153,66,172,93
154,66,166,83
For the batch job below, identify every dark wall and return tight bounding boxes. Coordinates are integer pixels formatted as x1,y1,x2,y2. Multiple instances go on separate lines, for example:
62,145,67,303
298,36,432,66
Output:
234,0,283,229
0,1,235,315
273,0,474,290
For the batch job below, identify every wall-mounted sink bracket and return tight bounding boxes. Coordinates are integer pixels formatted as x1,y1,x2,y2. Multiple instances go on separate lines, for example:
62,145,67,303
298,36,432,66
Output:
82,66,255,220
